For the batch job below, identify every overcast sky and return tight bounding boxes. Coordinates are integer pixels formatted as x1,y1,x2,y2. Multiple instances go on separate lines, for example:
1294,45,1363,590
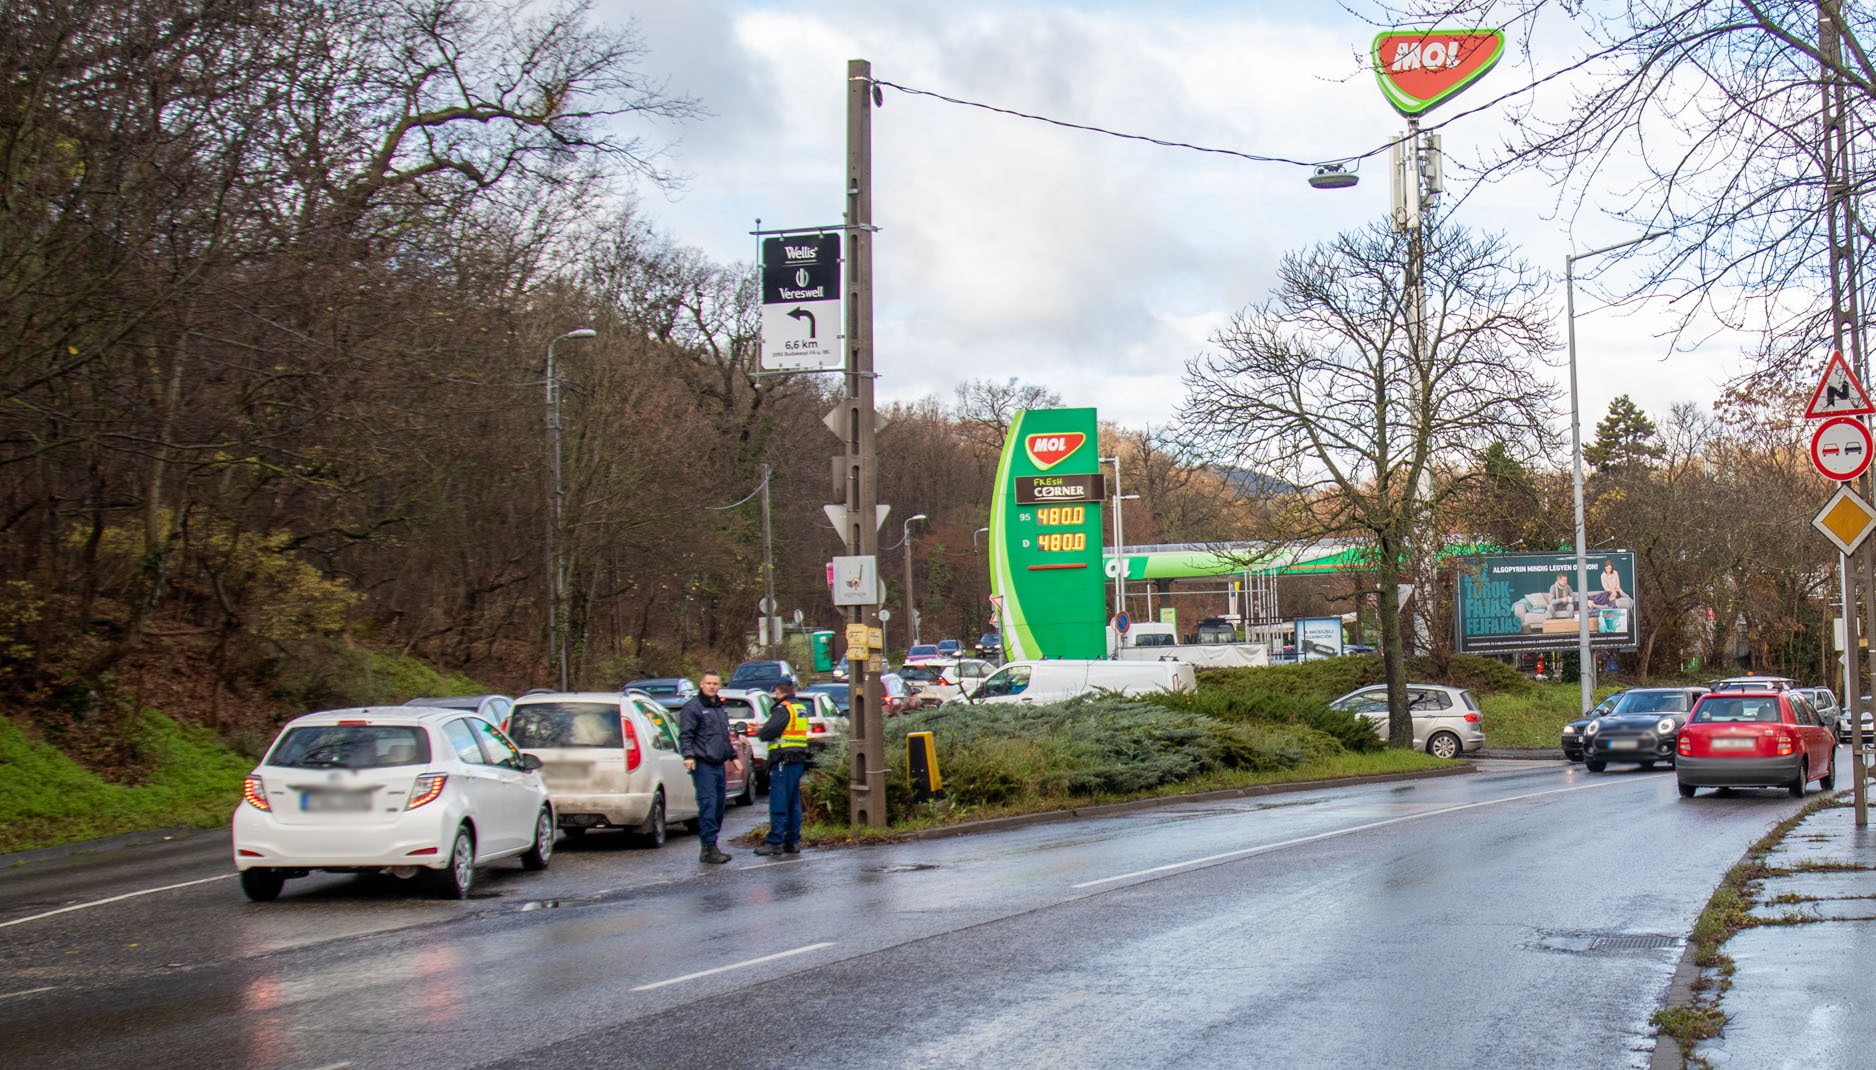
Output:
604,0,1744,439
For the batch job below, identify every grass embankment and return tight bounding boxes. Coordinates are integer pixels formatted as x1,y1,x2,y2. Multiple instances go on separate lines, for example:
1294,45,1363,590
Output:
1,643,491,855
789,658,1473,842
0,713,252,854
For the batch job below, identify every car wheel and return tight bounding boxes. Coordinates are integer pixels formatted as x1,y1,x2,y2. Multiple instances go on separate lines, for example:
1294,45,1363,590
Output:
1585,759,1606,773
636,790,667,848
1425,731,1462,760
1789,761,1808,799
520,808,554,871
756,767,771,794
1678,781,1698,799
1821,751,1838,790
436,825,476,899
240,868,285,902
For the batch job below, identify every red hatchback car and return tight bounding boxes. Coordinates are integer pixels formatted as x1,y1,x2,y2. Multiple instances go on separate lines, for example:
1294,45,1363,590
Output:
1676,690,1837,799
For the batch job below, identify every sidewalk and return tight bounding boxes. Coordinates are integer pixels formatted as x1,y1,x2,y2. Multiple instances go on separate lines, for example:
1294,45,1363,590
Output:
1655,795,1876,1069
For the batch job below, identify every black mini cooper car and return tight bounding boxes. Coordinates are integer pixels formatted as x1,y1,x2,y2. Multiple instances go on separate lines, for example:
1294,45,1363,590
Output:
1581,687,1709,771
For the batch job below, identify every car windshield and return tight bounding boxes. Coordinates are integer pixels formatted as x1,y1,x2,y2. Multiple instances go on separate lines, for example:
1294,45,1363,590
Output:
730,663,786,684
268,724,431,769
1691,696,1782,724
1613,690,1694,714
506,702,623,747
908,645,939,658
628,681,679,695
898,665,940,683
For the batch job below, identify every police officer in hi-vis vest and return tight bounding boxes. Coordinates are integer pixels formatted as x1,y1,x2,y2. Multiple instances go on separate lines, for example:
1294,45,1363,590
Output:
754,679,812,855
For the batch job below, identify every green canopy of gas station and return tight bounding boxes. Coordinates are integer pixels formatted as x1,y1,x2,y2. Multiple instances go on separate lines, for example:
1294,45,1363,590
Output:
1106,542,1373,581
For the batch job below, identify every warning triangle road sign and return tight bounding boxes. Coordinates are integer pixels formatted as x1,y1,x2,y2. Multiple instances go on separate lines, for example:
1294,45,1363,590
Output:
1805,351,1876,419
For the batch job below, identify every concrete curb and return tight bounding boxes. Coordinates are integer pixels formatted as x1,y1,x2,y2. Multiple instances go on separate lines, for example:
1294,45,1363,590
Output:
888,762,1479,842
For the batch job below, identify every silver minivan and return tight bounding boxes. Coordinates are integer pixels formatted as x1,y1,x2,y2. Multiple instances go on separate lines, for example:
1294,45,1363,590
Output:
1329,683,1486,759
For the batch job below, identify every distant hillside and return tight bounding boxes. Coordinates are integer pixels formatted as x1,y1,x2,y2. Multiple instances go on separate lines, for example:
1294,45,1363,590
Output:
1218,466,1301,498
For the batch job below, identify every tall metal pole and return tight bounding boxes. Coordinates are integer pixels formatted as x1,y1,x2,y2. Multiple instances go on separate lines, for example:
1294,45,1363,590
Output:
1564,235,1660,716
844,59,887,828
544,327,594,691
901,514,925,645
1565,256,1592,717
759,462,776,654
1821,0,1868,824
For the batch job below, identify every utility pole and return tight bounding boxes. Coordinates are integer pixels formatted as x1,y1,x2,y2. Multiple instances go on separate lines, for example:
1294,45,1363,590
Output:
1820,0,1869,826
843,59,888,828
545,327,594,691
759,463,778,655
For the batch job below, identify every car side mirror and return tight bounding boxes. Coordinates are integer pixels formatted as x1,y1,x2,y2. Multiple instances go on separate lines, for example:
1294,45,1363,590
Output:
731,722,748,736
518,753,543,772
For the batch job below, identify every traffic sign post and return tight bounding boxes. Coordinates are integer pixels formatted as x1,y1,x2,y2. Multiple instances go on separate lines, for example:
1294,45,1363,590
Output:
1806,352,1874,827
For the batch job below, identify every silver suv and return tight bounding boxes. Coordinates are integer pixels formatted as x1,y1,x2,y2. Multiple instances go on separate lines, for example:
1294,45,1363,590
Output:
1329,683,1486,759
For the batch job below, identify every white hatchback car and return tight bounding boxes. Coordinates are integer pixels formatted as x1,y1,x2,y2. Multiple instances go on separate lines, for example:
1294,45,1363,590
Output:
504,691,699,846
1329,683,1487,759
232,707,555,902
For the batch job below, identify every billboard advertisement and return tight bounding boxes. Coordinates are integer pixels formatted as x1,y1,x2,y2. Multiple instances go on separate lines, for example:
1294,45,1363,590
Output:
1295,618,1345,662
1453,551,1638,653
988,409,1107,660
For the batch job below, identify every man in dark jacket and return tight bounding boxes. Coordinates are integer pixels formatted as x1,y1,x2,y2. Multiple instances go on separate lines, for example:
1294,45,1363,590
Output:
754,679,812,856
678,670,738,864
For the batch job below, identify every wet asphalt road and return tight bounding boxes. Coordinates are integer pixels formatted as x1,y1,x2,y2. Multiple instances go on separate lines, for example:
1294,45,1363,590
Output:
0,759,1825,1069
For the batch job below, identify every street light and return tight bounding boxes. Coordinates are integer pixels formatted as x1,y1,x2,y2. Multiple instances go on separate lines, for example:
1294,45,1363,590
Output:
901,513,927,645
1565,233,1662,714
546,327,596,691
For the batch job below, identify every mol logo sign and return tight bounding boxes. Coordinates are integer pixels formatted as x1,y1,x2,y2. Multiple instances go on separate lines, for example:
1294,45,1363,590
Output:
1024,432,1086,471
1372,28,1504,116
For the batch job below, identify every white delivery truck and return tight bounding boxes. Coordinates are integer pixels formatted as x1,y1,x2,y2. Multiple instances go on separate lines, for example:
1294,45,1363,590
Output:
1106,622,1269,668
952,659,1197,705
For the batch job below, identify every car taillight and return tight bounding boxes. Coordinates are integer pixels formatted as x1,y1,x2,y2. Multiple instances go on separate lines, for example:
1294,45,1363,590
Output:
243,775,271,811
623,717,642,771
1775,729,1795,756
1678,733,1692,756
1464,712,1482,723
406,773,447,810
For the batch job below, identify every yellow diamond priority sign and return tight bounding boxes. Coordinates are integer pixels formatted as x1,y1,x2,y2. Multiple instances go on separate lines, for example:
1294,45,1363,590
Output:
1813,485,1876,555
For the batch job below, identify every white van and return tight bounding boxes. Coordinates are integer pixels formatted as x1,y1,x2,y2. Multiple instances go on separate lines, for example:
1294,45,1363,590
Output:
954,659,1197,705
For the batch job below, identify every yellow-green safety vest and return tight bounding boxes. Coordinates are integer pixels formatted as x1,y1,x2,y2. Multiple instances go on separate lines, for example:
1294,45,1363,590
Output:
774,699,811,753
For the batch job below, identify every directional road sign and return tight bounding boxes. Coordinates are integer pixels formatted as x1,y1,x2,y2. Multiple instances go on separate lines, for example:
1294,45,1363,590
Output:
760,234,843,371
1811,417,1874,481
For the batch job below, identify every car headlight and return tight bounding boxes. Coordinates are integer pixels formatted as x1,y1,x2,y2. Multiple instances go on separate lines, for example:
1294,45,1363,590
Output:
1657,717,1676,735
1585,720,1600,736
1562,725,1576,736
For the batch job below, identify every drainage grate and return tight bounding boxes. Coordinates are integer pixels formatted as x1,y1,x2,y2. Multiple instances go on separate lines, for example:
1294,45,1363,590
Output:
1591,934,1680,951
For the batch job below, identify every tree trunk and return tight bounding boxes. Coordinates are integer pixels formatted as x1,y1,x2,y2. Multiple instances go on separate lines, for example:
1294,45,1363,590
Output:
1375,533,1413,749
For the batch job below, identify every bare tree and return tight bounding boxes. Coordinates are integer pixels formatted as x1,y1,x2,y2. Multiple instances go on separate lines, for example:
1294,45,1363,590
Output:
1360,0,1875,386
1182,217,1557,747
953,377,1064,457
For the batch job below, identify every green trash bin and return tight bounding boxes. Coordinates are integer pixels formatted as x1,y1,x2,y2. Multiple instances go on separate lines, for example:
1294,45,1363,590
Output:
811,630,835,673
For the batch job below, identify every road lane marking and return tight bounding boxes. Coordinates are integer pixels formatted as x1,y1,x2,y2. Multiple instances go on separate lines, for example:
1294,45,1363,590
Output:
630,942,835,991
0,987,57,1000
1072,778,1633,889
743,858,807,870
0,874,235,929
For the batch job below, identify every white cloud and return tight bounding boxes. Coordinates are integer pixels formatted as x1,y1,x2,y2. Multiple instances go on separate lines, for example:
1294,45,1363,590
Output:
612,1,1755,436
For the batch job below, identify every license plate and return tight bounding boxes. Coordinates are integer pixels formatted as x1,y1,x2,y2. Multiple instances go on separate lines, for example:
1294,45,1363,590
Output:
1711,737,1756,751
1604,739,1638,750
301,790,374,812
